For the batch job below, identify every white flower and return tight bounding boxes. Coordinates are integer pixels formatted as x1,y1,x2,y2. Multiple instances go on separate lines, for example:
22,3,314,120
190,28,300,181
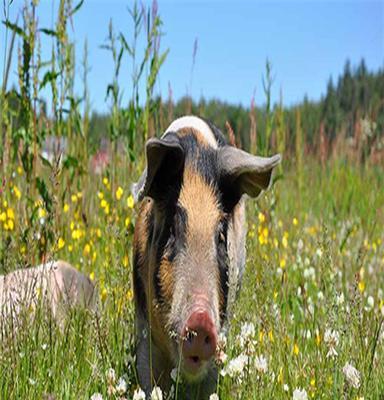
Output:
237,322,256,349
283,384,289,392
343,362,361,389
366,296,374,311
90,394,103,400
292,387,308,400
151,386,163,400
324,329,339,358
116,377,127,395
254,354,268,374
221,354,249,378
336,292,345,305
133,388,146,400
209,394,219,400
106,368,116,384
170,368,178,382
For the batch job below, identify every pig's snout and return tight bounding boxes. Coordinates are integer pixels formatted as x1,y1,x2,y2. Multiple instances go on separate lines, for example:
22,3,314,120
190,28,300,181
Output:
182,309,217,373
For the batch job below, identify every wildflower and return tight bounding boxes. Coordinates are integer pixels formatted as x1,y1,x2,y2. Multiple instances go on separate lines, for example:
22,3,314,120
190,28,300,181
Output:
324,329,339,358
133,388,146,400
71,194,78,203
151,386,163,400
106,368,116,385
365,296,374,311
0,212,6,222
283,384,289,392
63,203,69,213
90,394,103,400
125,217,130,227
280,258,286,269
220,354,248,380
293,217,298,226
116,377,127,395
127,195,135,209
103,177,109,186
358,281,365,293
209,394,219,400
293,343,299,356
282,235,288,248
89,271,95,281
7,208,15,220
292,388,308,400
58,237,65,250
116,186,124,200
84,243,91,255
101,287,108,302
342,362,361,389
13,185,21,199
258,212,266,223
255,354,268,374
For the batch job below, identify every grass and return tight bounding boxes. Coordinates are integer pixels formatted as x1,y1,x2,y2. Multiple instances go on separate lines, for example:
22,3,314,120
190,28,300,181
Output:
0,157,383,399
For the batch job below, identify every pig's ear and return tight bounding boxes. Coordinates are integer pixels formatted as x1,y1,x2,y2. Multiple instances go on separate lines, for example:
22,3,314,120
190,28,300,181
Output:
219,146,281,199
132,136,185,202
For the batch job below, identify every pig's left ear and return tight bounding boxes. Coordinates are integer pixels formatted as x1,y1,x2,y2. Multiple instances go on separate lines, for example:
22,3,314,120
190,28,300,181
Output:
132,136,185,202
219,146,281,198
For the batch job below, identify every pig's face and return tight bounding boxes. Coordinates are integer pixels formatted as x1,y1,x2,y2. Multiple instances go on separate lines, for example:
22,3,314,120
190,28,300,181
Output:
133,117,280,381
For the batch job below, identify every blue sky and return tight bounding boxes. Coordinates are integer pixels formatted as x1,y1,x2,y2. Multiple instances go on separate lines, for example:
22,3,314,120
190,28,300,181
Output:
1,0,383,112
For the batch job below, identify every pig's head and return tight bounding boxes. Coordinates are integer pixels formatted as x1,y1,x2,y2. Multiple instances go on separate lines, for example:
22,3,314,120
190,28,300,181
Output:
133,122,280,381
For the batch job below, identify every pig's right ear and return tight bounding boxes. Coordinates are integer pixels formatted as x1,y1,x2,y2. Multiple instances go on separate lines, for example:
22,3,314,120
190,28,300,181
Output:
132,136,185,202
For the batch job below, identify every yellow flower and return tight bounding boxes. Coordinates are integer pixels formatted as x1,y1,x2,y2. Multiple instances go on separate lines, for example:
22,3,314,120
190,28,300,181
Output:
268,329,274,342
100,199,107,209
96,228,102,238
259,330,265,343
13,185,21,199
280,258,286,269
3,200,8,208
70,221,75,231
101,287,108,302
258,212,266,223
6,219,14,230
127,195,134,209
97,191,104,199
7,208,15,220
123,255,129,267
38,208,46,218
282,236,288,248
17,166,23,175
126,289,133,301
0,212,6,222
104,204,110,215
89,271,95,281
20,245,26,254
125,217,130,228
116,186,124,200
68,244,73,252
293,217,298,226
71,194,78,203
84,243,91,255
63,203,69,213
293,343,299,356
310,378,316,387
77,191,82,198
358,281,365,293
57,237,65,250
316,332,321,347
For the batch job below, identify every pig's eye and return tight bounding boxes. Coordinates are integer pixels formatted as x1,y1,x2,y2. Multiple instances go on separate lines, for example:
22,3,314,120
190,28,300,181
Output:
217,220,228,248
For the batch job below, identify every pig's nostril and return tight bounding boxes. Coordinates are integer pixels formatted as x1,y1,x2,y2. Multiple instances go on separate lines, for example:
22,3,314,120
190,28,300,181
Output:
204,335,211,345
190,355,199,363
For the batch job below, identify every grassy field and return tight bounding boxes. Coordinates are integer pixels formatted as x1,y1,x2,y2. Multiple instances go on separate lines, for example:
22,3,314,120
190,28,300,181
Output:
0,156,383,400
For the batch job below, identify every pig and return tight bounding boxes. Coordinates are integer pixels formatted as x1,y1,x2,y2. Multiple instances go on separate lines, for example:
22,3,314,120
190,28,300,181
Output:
0,260,97,334
132,116,280,397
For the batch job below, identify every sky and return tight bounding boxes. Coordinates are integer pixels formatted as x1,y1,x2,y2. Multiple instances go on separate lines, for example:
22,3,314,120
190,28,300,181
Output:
1,0,383,113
